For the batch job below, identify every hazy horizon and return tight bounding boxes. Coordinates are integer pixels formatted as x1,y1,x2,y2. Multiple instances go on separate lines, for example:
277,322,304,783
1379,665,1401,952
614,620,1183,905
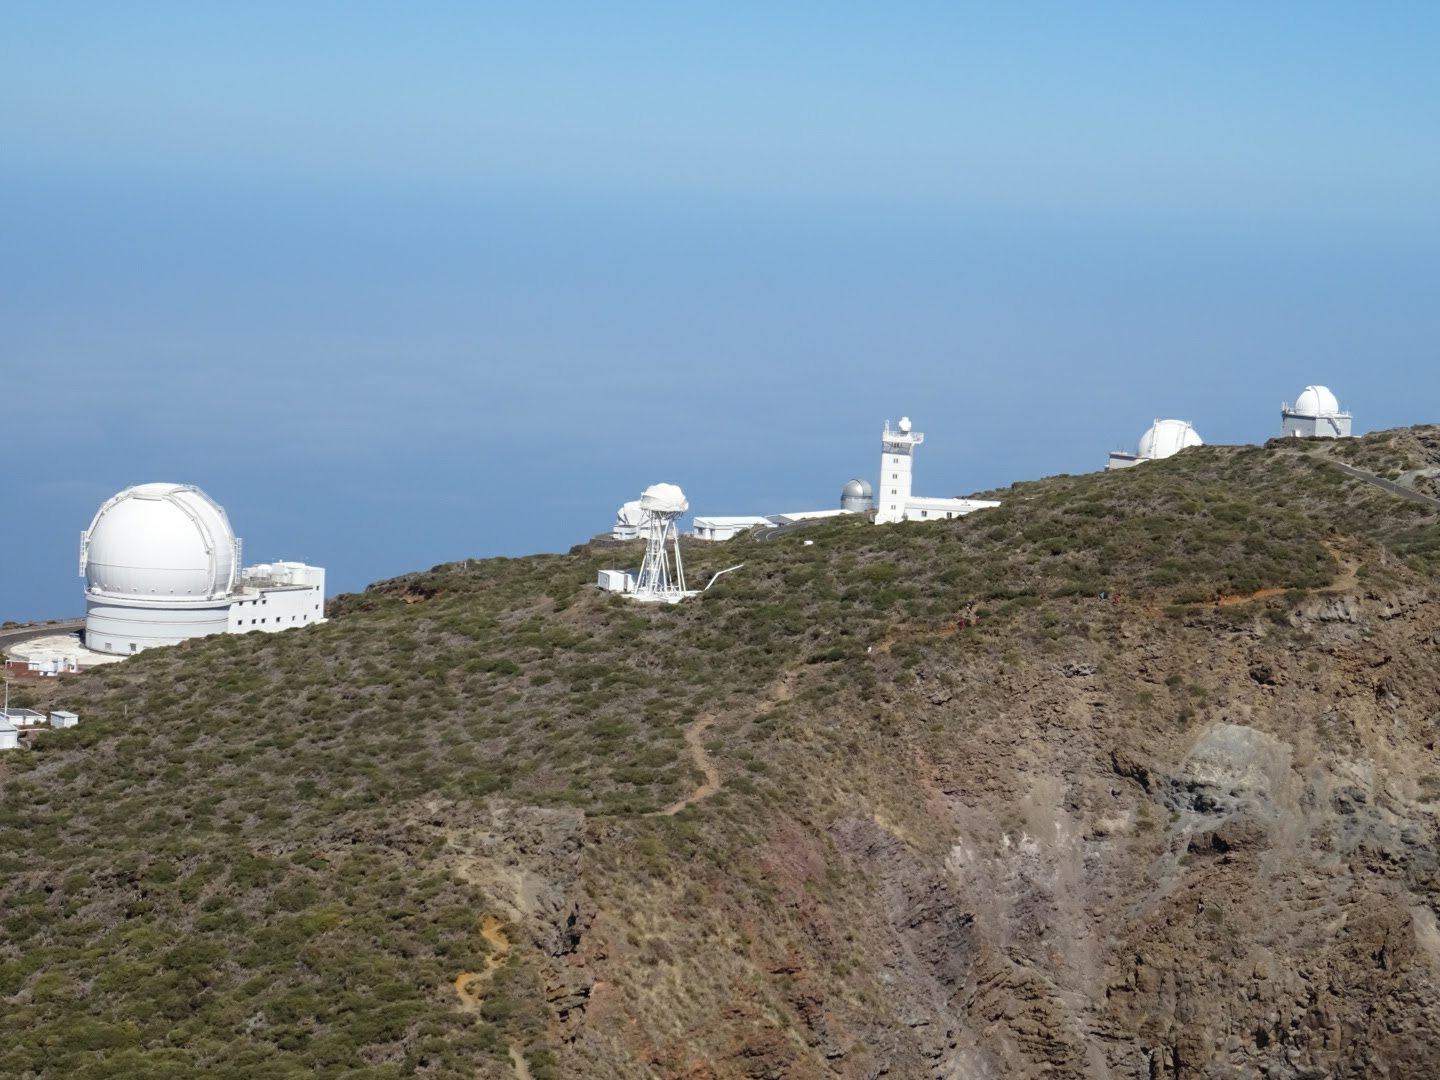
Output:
5,5,1438,620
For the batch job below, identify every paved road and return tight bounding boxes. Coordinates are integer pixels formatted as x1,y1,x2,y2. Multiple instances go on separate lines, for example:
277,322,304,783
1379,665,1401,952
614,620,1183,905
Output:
1330,462,1440,511
0,619,84,656
752,519,827,543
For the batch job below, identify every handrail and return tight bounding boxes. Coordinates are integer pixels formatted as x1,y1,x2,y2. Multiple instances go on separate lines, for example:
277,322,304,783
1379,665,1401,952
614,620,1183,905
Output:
703,564,746,591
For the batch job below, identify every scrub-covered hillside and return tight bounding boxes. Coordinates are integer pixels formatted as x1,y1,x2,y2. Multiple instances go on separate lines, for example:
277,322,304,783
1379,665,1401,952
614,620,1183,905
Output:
4,427,1440,1079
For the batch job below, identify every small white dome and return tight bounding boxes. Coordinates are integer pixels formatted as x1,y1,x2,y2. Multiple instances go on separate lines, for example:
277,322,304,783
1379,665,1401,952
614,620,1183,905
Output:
1293,385,1340,416
1137,419,1203,461
639,483,688,514
82,483,238,601
898,417,913,434
842,478,873,498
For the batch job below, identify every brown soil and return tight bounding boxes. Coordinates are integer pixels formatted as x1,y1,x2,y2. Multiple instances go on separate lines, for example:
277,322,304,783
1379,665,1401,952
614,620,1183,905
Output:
652,716,721,816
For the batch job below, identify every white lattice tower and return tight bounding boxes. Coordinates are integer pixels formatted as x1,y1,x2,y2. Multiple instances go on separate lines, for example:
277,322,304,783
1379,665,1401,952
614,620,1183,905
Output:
631,483,689,601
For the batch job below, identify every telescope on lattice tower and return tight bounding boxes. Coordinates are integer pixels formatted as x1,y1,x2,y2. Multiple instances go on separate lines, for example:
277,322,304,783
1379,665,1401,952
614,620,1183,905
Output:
631,483,690,602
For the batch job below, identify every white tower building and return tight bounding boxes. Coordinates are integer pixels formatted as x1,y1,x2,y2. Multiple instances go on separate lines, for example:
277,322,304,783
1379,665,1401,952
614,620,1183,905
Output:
1281,385,1353,438
875,416,1000,524
1107,419,1204,470
877,418,922,524
80,483,325,655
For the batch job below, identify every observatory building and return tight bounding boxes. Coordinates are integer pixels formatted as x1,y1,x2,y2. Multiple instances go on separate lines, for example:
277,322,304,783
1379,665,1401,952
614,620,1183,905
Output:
79,483,325,655
841,478,874,513
875,417,1000,524
1281,385,1353,439
1106,419,1204,470
612,500,647,541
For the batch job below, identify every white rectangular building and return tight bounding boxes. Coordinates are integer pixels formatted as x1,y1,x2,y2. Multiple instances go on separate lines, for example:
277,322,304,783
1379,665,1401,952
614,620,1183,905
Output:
597,569,634,593
766,509,851,526
49,711,79,728
0,724,16,751
228,562,326,635
876,417,1001,523
692,516,771,541
0,709,46,728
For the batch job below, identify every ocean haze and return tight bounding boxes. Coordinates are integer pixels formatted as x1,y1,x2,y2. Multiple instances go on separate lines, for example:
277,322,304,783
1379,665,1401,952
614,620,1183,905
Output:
3,5,1439,620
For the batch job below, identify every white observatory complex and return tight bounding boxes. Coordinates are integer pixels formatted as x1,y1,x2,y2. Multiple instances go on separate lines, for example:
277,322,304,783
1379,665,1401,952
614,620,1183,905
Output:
79,483,325,654
875,417,999,524
1281,385,1353,439
1107,419,1204,470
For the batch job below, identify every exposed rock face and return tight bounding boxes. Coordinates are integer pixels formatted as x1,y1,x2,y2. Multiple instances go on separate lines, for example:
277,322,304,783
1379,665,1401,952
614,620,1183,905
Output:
545,584,1440,1079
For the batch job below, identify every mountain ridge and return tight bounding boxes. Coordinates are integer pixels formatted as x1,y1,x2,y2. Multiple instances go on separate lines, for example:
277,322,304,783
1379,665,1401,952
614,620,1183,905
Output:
3,427,1440,1078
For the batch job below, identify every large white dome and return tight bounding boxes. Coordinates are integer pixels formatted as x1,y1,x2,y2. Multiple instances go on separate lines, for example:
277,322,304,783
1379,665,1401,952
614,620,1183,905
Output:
1293,385,1340,416
639,483,688,514
81,483,238,602
1137,419,1203,461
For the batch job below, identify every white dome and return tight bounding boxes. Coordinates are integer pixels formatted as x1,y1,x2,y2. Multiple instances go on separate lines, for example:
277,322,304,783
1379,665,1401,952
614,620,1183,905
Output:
82,483,238,602
1293,385,1340,416
842,478,873,498
639,483,688,514
614,500,647,527
1137,419,1203,460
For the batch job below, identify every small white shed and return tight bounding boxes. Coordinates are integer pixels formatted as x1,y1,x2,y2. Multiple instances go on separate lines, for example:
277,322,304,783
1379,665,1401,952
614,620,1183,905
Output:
0,724,17,751
49,711,79,729
597,569,633,593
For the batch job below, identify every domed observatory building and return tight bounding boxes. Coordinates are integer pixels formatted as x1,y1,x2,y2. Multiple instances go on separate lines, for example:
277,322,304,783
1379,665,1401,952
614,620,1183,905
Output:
840,478,874,513
80,483,325,655
1107,419,1204,470
1281,385,1353,438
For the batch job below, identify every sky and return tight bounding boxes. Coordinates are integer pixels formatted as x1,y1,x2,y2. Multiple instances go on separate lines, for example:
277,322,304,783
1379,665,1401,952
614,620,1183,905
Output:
3,4,1439,620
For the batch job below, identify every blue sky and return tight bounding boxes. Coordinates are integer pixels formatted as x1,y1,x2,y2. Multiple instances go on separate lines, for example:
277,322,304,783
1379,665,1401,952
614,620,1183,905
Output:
3,4,1438,619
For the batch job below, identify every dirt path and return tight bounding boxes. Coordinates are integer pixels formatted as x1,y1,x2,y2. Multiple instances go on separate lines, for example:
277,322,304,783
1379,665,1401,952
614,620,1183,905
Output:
452,914,511,1012
1213,586,1288,606
1324,553,1362,594
452,915,535,1077
652,716,721,816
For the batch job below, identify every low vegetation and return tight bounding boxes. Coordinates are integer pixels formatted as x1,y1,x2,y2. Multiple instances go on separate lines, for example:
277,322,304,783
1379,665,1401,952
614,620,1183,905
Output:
1,427,1437,1076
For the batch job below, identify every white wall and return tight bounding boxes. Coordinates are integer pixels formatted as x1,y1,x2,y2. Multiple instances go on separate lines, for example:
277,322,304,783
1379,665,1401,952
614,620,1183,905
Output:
85,599,232,654
900,496,1000,521
228,583,325,634
1281,413,1353,438
877,432,918,524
